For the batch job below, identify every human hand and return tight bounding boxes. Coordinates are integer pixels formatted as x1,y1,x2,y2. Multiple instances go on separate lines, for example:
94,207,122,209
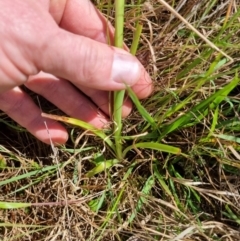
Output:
0,0,152,145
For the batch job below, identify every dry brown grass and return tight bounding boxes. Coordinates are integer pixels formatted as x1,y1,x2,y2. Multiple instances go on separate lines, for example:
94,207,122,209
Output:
1,0,240,240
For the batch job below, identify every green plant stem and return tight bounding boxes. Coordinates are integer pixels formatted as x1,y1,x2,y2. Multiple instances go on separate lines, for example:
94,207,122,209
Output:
113,0,125,159
113,2,143,160
130,22,143,55
114,0,124,48
113,91,125,159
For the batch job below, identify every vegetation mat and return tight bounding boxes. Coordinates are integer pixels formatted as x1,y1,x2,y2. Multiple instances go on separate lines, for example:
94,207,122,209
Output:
0,0,240,240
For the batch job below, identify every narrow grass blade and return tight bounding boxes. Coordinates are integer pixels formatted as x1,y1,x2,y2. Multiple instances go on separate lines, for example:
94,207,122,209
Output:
42,113,116,152
197,0,218,27
223,205,240,225
159,73,239,138
162,94,196,120
0,119,25,132
0,165,59,186
177,52,211,80
126,86,158,131
216,118,240,131
0,202,30,209
8,177,50,196
214,134,240,144
194,55,227,90
216,6,240,39
168,174,184,211
123,142,181,158
128,175,155,224
207,105,219,138
153,164,173,197
130,22,143,55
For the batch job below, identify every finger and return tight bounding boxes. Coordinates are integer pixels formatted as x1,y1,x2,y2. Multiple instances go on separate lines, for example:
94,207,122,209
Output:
26,72,132,118
131,71,153,99
50,0,114,44
0,87,68,145
49,0,153,98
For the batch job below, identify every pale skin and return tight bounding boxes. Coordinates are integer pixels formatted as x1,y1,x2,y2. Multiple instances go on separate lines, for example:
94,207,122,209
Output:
0,0,152,145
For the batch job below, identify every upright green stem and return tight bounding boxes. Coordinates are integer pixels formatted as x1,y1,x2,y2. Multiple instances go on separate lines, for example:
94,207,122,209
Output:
113,1,143,160
113,0,125,159
113,91,125,159
114,0,124,48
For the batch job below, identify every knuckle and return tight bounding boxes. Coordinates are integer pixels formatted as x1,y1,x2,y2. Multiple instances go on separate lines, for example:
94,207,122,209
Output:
42,78,60,96
80,40,108,85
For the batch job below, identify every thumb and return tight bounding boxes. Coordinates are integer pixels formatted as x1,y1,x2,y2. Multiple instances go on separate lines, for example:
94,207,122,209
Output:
37,29,147,91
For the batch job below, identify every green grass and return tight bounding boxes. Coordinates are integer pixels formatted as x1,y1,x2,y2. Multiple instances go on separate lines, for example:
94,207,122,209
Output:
1,0,240,240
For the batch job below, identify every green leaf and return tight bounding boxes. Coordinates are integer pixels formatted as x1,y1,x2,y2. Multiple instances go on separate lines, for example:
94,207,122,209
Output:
86,159,119,177
42,113,116,152
88,192,106,213
126,86,159,131
123,142,181,158
153,164,173,197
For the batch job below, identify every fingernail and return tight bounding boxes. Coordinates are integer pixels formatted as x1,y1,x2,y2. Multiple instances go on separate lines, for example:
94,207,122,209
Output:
112,51,140,86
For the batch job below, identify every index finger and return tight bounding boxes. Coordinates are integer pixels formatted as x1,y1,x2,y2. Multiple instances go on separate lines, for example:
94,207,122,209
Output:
50,0,114,44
